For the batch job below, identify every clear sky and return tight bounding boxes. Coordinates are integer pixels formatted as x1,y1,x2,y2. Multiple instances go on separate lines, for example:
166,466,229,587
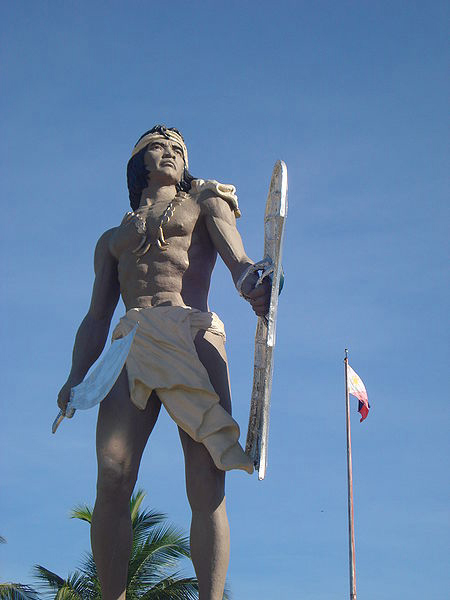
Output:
1,2,448,598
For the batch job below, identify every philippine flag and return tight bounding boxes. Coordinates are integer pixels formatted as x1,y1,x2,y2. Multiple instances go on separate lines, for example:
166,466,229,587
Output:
347,364,370,422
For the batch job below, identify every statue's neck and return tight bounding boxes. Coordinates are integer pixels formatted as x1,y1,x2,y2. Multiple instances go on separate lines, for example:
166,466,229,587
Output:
139,182,177,206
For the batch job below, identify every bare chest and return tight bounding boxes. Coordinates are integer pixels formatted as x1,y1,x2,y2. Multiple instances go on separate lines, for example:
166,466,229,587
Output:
110,194,202,259
143,195,200,241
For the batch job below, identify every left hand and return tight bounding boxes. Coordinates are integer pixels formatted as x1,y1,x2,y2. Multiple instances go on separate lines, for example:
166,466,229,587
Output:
241,272,271,317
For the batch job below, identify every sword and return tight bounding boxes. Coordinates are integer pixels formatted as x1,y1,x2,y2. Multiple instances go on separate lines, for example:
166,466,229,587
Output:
245,161,288,480
52,325,138,433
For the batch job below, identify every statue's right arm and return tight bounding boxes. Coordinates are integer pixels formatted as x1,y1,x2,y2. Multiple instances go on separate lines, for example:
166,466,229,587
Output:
57,228,120,413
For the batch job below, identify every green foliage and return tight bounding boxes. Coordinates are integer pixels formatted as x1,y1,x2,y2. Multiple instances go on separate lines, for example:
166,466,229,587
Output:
0,583,40,600
2,490,231,599
32,566,94,600
0,536,40,600
33,490,200,600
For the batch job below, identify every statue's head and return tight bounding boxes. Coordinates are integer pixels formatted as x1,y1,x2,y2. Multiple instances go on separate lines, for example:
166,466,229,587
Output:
127,125,195,210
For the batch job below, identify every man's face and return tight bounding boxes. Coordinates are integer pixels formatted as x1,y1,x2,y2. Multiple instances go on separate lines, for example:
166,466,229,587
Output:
144,138,185,185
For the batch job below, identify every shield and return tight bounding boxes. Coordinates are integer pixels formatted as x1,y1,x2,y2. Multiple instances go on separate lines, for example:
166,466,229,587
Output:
245,160,288,480
52,325,138,433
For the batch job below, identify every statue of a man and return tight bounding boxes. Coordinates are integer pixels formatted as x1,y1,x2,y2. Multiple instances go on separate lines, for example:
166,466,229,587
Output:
57,125,270,600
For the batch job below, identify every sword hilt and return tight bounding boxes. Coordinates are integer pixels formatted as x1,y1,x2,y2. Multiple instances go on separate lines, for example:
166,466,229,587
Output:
236,258,284,299
52,393,76,434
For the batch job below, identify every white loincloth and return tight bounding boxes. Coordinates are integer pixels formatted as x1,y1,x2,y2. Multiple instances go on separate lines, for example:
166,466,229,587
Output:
111,305,253,474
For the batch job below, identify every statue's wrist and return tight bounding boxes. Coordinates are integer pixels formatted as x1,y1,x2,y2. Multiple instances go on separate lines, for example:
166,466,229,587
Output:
67,372,84,387
235,264,257,299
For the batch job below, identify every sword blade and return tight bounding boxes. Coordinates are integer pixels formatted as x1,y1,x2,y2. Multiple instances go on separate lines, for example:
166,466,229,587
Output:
246,161,288,479
52,325,137,433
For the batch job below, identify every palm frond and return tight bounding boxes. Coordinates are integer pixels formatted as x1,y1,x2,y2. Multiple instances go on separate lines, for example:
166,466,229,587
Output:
128,524,190,587
0,583,40,600
76,551,101,599
70,505,93,524
130,490,166,546
0,535,6,544
136,524,190,561
63,570,95,599
139,573,199,600
132,508,167,549
130,489,146,521
32,565,66,590
69,490,165,538
35,491,202,599
78,551,98,581
53,588,83,600
32,566,93,600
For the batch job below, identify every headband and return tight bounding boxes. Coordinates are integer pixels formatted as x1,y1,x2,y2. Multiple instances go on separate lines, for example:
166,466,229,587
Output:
131,130,189,168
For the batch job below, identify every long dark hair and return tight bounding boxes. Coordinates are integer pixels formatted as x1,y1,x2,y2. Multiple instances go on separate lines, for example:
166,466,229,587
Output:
127,125,195,211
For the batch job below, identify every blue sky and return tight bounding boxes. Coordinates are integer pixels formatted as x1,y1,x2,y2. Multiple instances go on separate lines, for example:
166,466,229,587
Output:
1,1,448,598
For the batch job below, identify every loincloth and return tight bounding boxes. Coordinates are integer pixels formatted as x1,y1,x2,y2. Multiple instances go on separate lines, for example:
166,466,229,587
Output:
112,305,253,474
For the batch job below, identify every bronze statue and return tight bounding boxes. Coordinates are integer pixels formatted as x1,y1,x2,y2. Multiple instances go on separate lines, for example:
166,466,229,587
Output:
57,125,271,600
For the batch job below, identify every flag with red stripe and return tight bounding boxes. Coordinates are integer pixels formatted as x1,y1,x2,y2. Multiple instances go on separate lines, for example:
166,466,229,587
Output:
347,364,370,422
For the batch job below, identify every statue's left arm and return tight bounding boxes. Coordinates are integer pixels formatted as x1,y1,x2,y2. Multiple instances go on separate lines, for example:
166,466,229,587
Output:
201,196,270,317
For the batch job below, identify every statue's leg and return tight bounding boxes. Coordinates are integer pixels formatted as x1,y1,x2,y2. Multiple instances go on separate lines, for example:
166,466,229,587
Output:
91,367,161,600
178,330,232,600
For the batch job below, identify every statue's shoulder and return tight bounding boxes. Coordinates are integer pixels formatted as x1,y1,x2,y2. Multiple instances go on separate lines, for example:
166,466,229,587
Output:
95,227,118,262
190,179,241,218
97,227,117,247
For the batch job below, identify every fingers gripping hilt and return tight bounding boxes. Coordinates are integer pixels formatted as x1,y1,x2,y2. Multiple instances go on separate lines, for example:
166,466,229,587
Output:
236,258,285,306
235,257,275,299
52,390,76,434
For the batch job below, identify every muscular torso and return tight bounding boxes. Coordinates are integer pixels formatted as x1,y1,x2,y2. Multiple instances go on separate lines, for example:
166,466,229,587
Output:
108,193,218,312
58,181,263,414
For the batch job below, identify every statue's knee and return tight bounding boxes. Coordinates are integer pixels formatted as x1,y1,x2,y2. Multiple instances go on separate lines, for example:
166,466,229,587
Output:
97,456,136,501
187,470,225,513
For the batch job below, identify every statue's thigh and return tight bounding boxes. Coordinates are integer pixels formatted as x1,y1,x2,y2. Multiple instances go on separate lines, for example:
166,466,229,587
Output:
96,367,161,474
193,329,232,414
178,330,229,505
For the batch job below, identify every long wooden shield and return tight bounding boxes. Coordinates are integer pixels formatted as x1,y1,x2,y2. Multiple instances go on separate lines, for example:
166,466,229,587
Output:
245,160,288,480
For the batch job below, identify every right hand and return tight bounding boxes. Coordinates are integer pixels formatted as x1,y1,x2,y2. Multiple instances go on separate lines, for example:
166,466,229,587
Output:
57,380,78,417
241,272,271,317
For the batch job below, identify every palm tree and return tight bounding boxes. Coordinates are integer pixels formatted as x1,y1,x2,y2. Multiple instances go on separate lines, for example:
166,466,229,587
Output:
33,489,204,599
0,536,40,600
0,585,40,600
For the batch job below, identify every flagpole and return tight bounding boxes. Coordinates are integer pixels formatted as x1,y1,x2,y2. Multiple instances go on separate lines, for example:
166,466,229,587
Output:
345,349,357,600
